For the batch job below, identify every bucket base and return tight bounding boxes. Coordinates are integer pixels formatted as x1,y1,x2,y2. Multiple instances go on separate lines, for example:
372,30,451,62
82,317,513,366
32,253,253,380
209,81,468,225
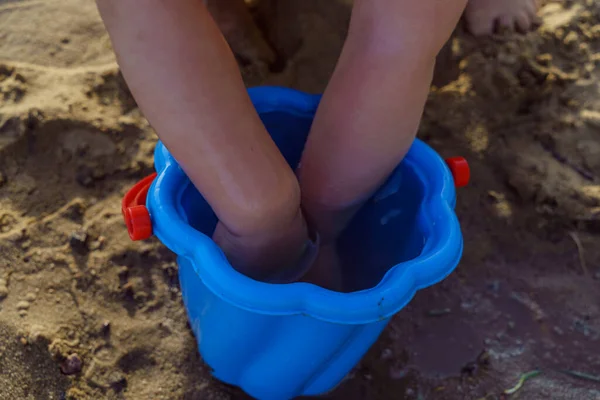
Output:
311,369,354,397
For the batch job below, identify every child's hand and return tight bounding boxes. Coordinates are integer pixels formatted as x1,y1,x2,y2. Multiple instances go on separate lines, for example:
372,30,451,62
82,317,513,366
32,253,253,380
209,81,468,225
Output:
212,209,311,283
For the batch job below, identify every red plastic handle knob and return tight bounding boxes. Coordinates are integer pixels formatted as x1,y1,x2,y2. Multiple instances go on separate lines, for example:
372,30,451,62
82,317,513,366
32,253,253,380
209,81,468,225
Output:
125,205,153,241
121,173,157,241
445,157,470,188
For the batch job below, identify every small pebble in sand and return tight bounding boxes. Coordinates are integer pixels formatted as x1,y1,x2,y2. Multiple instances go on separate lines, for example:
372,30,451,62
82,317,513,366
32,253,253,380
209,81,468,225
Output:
0,286,8,300
27,326,49,343
25,292,36,302
564,31,579,46
18,310,28,317
487,280,501,293
61,353,83,375
101,320,111,335
69,230,89,254
88,240,103,251
76,167,95,188
536,53,553,66
554,326,564,335
380,348,393,360
13,72,26,83
16,300,30,310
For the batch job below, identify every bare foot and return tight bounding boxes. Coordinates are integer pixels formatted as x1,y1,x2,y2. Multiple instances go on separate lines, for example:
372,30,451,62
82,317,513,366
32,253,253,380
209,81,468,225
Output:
465,0,539,36
205,0,276,67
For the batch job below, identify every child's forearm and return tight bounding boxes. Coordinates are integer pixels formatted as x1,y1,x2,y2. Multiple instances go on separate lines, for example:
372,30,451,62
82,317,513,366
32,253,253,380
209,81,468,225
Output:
299,52,434,241
298,0,467,242
96,0,300,237
96,1,309,280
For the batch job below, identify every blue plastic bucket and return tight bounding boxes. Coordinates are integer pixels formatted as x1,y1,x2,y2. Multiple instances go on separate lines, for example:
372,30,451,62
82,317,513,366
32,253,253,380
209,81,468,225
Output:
122,86,469,400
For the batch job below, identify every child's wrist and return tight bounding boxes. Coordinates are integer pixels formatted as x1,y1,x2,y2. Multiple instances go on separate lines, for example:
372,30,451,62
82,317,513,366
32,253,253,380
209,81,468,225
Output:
219,171,303,238
213,206,312,282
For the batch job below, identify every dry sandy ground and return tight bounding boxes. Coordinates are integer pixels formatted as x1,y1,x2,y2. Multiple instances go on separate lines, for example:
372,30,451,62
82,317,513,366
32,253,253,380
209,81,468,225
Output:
1,0,600,399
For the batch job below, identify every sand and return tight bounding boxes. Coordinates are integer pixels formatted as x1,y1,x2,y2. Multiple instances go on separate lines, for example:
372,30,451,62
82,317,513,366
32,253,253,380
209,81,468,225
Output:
0,0,599,399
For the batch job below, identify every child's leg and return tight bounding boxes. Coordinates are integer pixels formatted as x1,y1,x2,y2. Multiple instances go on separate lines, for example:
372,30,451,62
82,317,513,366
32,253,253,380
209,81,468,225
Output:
205,0,277,67
96,0,309,282
465,0,539,36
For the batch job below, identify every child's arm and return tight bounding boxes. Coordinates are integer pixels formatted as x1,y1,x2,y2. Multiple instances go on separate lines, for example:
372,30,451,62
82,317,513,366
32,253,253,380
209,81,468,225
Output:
95,0,309,281
299,0,468,243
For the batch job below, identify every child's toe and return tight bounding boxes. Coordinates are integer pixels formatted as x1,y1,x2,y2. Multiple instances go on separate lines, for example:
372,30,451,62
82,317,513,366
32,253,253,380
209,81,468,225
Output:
515,12,532,33
498,14,515,31
525,0,538,16
465,0,540,37
467,12,496,36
